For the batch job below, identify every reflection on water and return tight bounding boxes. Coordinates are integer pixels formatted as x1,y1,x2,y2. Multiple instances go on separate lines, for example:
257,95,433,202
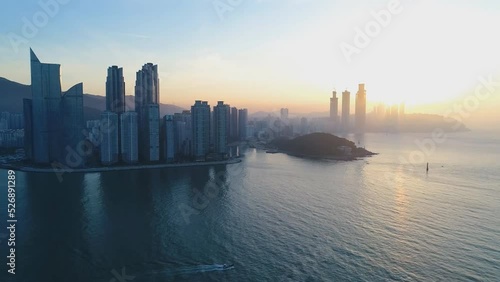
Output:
0,132,499,281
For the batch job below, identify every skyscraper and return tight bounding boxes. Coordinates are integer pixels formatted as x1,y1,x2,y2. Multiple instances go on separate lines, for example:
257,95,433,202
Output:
135,63,160,162
355,83,367,133
342,90,351,132
162,115,176,163
29,49,62,163
23,99,33,160
280,108,289,120
61,83,84,163
106,66,126,161
330,90,338,121
26,49,85,165
238,109,248,141
100,111,119,165
106,66,126,113
230,107,238,142
213,101,230,156
120,111,138,164
174,110,192,158
191,101,211,160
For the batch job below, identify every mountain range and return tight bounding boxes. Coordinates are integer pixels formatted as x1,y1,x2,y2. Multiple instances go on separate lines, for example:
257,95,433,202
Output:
0,77,185,121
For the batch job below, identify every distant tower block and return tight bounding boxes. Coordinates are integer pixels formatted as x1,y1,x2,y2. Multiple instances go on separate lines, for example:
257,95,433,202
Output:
355,83,367,133
280,108,289,120
342,90,351,132
330,90,338,121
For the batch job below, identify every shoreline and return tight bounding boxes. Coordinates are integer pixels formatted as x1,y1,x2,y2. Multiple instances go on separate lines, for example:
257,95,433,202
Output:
273,149,377,161
0,158,243,173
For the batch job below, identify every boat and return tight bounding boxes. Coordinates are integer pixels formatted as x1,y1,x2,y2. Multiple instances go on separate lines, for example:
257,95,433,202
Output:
266,149,278,154
222,264,234,269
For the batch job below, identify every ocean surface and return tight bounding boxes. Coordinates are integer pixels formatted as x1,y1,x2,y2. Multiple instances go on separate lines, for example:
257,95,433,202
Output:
1,132,499,281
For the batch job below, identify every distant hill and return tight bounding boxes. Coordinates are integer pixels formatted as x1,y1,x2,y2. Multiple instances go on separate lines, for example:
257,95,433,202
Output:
272,133,375,159
0,77,185,121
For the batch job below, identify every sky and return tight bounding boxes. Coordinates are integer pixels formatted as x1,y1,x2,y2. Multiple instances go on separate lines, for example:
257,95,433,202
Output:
0,0,499,129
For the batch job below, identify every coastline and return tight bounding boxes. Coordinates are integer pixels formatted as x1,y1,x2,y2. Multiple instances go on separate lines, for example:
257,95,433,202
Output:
273,149,377,161
0,158,242,173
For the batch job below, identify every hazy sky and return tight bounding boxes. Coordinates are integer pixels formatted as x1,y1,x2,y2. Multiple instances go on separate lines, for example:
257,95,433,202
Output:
0,0,499,128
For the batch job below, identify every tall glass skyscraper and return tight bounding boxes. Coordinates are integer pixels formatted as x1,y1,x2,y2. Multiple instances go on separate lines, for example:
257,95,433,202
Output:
29,49,62,163
61,83,84,167
25,49,84,166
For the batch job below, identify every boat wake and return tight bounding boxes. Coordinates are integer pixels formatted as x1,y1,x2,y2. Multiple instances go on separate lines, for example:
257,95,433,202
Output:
144,264,234,277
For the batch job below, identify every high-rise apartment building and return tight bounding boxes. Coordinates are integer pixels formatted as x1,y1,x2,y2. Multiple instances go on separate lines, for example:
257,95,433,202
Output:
162,115,176,163
135,63,160,162
106,65,126,161
213,101,230,156
100,111,119,165
355,84,367,133
106,66,126,113
238,109,248,141
191,101,211,160
174,110,192,158
120,111,138,164
330,90,338,121
342,90,351,132
230,107,238,142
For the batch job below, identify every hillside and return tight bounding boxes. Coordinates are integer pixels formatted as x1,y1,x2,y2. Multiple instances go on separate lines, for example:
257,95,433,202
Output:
0,77,185,120
272,133,375,159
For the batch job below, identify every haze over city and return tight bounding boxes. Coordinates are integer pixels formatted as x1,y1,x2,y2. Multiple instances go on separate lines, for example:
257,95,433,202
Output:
1,0,499,130
1,1,500,282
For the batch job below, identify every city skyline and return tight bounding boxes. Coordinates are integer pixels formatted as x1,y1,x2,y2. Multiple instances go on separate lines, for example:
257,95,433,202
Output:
1,0,499,131
1,2,499,282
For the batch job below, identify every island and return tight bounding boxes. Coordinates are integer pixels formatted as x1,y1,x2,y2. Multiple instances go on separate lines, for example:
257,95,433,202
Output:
269,133,376,160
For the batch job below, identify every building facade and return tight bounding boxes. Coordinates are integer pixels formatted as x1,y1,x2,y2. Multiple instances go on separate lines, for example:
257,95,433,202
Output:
162,115,176,163
100,111,119,165
341,90,351,132
106,66,126,113
355,84,366,133
330,90,338,122
213,101,230,156
120,111,138,164
238,109,248,141
230,107,238,142
61,83,84,163
135,63,160,162
25,49,85,166
191,101,211,160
